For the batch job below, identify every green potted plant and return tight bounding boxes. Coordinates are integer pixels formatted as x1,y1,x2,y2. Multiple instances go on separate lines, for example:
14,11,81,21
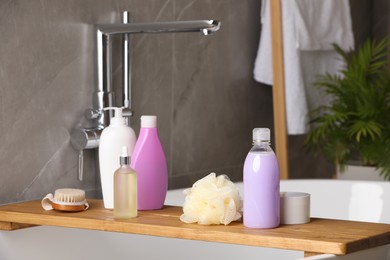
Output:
305,38,390,180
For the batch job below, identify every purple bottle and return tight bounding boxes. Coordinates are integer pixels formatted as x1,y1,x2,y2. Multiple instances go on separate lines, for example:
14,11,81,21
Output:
131,115,168,210
243,128,280,228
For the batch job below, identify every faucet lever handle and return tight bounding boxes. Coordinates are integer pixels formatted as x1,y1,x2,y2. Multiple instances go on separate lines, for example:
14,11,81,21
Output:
70,127,102,181
84,108,102,120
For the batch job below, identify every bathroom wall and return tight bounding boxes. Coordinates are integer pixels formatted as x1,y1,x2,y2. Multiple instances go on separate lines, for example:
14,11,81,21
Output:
122,0,269,188
0,0,268,204
0,0,387,205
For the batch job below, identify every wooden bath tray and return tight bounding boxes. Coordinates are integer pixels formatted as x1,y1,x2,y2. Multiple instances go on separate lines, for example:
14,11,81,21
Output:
1,199,390,256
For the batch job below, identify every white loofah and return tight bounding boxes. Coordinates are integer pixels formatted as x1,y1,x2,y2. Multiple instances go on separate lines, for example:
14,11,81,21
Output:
180,173,242,225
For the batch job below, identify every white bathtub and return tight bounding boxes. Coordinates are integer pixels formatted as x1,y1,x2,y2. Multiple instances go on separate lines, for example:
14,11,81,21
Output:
1,180,390,260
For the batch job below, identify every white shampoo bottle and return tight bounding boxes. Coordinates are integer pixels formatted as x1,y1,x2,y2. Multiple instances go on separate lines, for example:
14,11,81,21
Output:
99,107,136,209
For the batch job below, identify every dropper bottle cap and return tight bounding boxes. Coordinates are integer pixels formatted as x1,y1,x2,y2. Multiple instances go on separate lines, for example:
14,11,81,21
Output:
104,107,125,125
119,146,130,166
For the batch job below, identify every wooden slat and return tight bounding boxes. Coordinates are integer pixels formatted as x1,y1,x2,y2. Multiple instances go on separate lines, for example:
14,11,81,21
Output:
1,200,390,256
269,0,289,179
0,221,35,231
304,252,321,257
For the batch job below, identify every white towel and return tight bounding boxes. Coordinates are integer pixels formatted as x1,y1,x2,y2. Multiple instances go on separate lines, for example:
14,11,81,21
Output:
253,0,274,86
293,0,354,51
253,0,354,135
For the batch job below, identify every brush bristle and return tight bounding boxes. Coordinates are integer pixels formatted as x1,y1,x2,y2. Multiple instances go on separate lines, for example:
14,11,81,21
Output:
54,188,85,203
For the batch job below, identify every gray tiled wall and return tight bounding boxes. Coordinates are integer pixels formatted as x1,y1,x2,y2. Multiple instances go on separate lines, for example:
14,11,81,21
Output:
0,0,270,204
0,0,387,204
122,0,271,188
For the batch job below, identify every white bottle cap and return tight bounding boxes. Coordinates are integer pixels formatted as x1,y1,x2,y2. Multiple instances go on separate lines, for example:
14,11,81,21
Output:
141,115,157,128
253,128,270,142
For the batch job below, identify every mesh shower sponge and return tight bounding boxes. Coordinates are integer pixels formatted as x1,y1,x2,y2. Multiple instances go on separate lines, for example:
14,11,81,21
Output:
180,173,242,225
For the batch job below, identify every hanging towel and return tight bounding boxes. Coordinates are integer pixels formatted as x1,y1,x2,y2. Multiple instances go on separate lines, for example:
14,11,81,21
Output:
253,0,354,135
253,0,274,86
293,0,354,51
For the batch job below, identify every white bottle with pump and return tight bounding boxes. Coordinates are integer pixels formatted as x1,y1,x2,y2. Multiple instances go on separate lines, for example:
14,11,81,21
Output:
99,107,136,209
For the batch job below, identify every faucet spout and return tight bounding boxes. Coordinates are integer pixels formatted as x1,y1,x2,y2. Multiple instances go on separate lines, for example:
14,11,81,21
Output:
97,20,221,36
95,19,221,127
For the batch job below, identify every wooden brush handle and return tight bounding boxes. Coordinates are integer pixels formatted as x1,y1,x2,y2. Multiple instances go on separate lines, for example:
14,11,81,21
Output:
52,202,86,212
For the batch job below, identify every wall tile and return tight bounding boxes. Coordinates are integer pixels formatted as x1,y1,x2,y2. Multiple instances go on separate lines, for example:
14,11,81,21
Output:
170,0,267,188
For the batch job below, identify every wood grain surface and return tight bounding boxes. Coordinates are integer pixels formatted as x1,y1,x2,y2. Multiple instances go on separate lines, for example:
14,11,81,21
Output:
1,199,390,255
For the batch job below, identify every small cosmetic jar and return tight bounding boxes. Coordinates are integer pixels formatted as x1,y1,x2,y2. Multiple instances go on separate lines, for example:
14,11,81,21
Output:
280,192,310,224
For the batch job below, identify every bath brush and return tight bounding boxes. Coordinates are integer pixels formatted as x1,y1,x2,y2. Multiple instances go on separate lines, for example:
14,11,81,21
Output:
41,188,89,212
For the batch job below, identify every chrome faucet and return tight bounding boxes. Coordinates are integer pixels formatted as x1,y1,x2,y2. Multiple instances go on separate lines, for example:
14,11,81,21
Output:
70,12,221,181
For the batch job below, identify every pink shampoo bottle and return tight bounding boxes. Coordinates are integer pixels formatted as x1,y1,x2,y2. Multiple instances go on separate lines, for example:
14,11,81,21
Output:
243,128,280,228
131,115,168,210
